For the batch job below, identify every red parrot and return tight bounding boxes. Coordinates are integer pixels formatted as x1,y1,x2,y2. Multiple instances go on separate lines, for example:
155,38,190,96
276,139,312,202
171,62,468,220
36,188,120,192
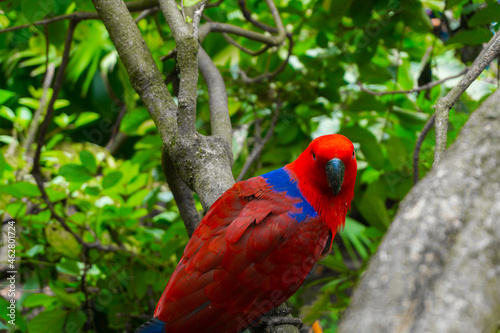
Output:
136,134,357,333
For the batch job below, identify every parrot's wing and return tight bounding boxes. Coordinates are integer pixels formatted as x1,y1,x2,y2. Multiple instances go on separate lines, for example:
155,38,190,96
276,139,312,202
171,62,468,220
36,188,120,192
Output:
154,177,330,333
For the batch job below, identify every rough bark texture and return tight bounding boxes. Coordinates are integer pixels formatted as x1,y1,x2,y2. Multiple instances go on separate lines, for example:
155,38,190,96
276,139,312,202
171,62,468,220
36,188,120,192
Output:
339,89,500,332
91,0,178,144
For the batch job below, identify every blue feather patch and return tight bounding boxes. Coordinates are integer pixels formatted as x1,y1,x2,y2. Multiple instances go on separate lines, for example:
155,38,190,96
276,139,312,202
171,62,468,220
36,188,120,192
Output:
261,167,318,221
135,317,165,333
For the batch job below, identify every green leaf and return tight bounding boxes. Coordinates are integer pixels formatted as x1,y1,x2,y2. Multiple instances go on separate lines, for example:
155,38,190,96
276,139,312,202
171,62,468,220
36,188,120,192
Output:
79,150,97,174
447,28,492,46
28,310,67,333
445,0,468,9
23,293,58,308
50,282,84,308
26,244,45,257
183,0,201,6
18,97,39,109
59,164,93,183
0,182,41,198
74,112,99,127
340,125,385,170
16,106,32,129
65,311,86,332
0,105,15,121
468,3,500,27
45,224,82,259
0,89,15,104
102,171,123,189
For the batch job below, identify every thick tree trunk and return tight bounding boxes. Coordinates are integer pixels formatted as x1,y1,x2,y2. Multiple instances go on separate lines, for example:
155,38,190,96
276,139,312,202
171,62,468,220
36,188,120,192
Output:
339,89,500,332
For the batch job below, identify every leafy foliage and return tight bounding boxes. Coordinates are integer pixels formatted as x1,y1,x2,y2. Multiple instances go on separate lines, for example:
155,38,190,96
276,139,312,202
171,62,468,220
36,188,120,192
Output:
0,0,498,332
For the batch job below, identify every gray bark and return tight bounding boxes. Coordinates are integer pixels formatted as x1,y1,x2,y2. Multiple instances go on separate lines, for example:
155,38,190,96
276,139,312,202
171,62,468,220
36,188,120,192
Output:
339,89,500,332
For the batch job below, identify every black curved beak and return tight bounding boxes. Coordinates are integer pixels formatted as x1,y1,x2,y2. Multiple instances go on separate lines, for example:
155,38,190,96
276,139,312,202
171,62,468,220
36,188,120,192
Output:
325,158,345,196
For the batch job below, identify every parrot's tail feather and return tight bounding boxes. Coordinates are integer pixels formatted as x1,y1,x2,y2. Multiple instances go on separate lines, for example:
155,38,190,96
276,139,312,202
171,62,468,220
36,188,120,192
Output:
135,317,165,333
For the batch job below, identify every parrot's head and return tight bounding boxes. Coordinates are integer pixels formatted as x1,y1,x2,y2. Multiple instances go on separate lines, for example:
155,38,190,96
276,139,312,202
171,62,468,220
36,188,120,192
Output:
287,134,357,230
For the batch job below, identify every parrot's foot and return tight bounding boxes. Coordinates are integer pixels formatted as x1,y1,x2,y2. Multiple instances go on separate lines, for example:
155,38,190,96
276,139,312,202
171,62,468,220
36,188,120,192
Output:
251,307,303,333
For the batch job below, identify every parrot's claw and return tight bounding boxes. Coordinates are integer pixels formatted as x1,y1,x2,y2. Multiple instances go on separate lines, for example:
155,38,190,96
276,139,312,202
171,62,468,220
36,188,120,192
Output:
250,307,303,333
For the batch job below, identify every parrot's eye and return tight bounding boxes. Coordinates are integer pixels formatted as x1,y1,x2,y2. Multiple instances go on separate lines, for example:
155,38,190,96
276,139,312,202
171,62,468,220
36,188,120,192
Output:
352,150,355,159
312,152,316,161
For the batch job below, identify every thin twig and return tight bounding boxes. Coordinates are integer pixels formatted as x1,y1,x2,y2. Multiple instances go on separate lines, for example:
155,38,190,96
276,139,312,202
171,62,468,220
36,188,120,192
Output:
358,69,468,96
0,12,97,34
239,33,293,84
22,63,55,154
16,63,56,180
204,0,225,8
30,19,121,254
160,48,178,61
434,32,500,164
105,105,128,151
238,0,278,33
134,6,161,23
32,19,78,180
380,41,404,142
43,22,50,81
201,14,271,56
0,0,161,34
413,113,436,184
198,16,285,46
81,252,96,332
237,104,280,181
192,3,205,38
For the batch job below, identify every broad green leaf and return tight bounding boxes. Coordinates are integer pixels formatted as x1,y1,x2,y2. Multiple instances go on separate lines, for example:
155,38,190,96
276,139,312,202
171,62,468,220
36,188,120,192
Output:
447,28,492,46
468,3,500,27
15,106,32,129
18,97,39,109
59,164,93,182
340,126,385,170
183,0,201,6
65,311,86,332
74,112,99,127
445,0,467,9
45,224,82,259
26,244,44,257
50,282,84,308
23,293,58,308
79,150,97,174
102,171,123,189
27,310,67,333
0,89,15,104
0,105,15,121
0,182,41,198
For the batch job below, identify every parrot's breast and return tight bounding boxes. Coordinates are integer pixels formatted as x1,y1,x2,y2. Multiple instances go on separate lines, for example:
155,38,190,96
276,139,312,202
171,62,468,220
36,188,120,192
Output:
261,167,318,221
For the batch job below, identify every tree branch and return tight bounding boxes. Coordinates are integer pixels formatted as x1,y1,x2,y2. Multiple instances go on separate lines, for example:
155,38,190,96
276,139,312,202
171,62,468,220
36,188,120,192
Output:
198,46,232,146
238,0,278,33
158,0,199,140
92,0,178,145
237,105,280,181
357,68,467,96
339,88,500,333
413,113,435,184
239,33,293,84
198,20,285,46
0,0,160,34
161,148,200,236
434,32,500,164
32,19,77,182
